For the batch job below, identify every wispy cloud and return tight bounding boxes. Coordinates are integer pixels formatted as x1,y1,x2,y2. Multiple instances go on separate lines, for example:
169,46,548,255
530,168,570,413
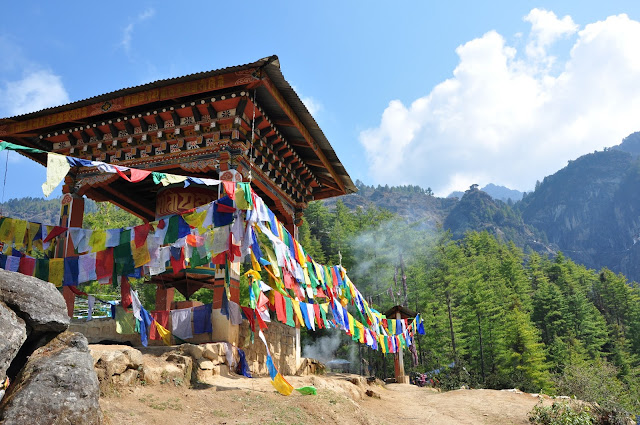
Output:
121,8,156,54
360,11,640,195
0,38,69,117
0,70,70,116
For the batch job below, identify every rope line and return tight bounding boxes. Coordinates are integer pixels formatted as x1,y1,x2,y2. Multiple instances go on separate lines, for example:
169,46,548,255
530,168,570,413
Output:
1,150,8,215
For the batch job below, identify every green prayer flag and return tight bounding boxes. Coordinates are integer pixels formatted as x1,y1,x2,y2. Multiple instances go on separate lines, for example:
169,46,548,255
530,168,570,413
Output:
163,215,179,245
114,232,134,277
319,305,329,328
34,258,49,282
295,386,317,395
152,171,167,185
0,141,46,154
189,249,209,268
285,297,295,327
115,306,136,334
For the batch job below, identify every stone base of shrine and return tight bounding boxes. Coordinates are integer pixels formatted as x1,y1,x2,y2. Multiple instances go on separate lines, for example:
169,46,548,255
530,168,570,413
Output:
69,310,302,377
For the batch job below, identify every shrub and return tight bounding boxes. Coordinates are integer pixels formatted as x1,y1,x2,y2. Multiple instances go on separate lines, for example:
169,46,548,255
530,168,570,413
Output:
529,401,594,425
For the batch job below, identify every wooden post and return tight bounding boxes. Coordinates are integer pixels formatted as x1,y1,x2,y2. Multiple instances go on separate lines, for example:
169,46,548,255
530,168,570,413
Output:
58,192,84,318
395,311,409,384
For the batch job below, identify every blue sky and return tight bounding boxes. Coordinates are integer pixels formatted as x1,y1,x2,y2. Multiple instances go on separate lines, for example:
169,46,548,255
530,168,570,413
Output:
1,1,640,201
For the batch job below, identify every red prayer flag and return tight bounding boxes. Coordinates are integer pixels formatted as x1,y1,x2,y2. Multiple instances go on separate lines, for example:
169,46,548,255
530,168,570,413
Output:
43,226,67,243
18,256,35,276
133,223,151,248
121,276,132,310
255,308,268,331
274,292,287,323
96,248,114,281
116,167,151,183
313,303,323,330
149,310,169,340
215,203,236,213
170,248,185,274
241,306,256,332
283,270,294,290
222,181,236,200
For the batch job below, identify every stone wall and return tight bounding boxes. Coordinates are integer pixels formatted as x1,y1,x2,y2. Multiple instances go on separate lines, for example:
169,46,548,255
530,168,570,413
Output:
71,311,303,377
70,315,220,346
238,319,300,376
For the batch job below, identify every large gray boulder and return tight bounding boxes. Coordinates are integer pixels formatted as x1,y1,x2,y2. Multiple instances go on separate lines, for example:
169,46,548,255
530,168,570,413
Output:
0,269,69,333
0,331,103,425
0,300,26,382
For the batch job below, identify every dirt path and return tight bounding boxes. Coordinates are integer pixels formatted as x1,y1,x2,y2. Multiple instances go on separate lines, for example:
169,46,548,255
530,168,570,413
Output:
100,374,547,425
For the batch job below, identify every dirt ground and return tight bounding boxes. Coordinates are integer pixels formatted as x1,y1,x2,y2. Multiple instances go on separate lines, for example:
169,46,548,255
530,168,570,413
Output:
100,373,549,425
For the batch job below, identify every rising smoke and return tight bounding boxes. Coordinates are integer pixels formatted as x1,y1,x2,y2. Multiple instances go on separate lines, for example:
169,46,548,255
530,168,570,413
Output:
302,332,342,363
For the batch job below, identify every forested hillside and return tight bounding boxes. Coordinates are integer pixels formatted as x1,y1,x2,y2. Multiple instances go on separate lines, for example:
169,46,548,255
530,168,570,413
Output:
301,201,640,419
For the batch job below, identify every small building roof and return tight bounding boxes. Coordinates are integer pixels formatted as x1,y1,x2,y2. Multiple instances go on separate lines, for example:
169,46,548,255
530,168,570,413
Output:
384,305,417,319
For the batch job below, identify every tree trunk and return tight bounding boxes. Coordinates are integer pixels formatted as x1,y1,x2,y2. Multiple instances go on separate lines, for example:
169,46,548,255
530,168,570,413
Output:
477,313,485,382
446,290,458,361
400,253,408,307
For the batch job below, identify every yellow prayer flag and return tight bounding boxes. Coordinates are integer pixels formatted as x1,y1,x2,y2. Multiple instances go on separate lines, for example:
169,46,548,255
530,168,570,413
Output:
27,222,40,253
313,261,324,285
244,269,261,281
235,185,251,210
379,335,387,354
250,251,261,272
348,313,355,335
48,258,64,287
0,218,15,245
12,219,27,249
357,322,366,344
303,266,312,288
160,174,188,186
154,321,173,346
271,373,294,396
294,239,305,265
263,244,280,278
183,210,207,228
292,299,305,328
89,230,106,252
130,240,151,268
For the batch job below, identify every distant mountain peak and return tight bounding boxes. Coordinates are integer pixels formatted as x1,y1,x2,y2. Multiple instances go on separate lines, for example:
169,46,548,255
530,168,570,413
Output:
448,184,523,202
612,131,640,157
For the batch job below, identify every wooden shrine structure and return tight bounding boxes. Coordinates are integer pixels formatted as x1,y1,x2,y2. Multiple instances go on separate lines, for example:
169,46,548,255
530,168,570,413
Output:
0,56,356,327
384,305,416,384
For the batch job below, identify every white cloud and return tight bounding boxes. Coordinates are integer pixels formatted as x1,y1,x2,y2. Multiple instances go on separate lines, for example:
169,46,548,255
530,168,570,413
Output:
524,8,578,60
121,8,155,53
360,11,640,196
301,96,322,116
0,70,69,116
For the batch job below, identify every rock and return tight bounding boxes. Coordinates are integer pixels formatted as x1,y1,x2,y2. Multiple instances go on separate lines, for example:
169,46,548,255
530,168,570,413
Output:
0,301,26,382
181,343,203,360
0,269,69,333
115,369,138,386
96,350,129,377
166,354,193,383
202,344,218,361
197,359,214,370
122,347,143,369
0,331,103,425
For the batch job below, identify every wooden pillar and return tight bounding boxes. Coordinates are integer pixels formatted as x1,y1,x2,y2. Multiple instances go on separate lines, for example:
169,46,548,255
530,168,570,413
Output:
394,311,408,384
155,286,175,311
58,192,84,318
